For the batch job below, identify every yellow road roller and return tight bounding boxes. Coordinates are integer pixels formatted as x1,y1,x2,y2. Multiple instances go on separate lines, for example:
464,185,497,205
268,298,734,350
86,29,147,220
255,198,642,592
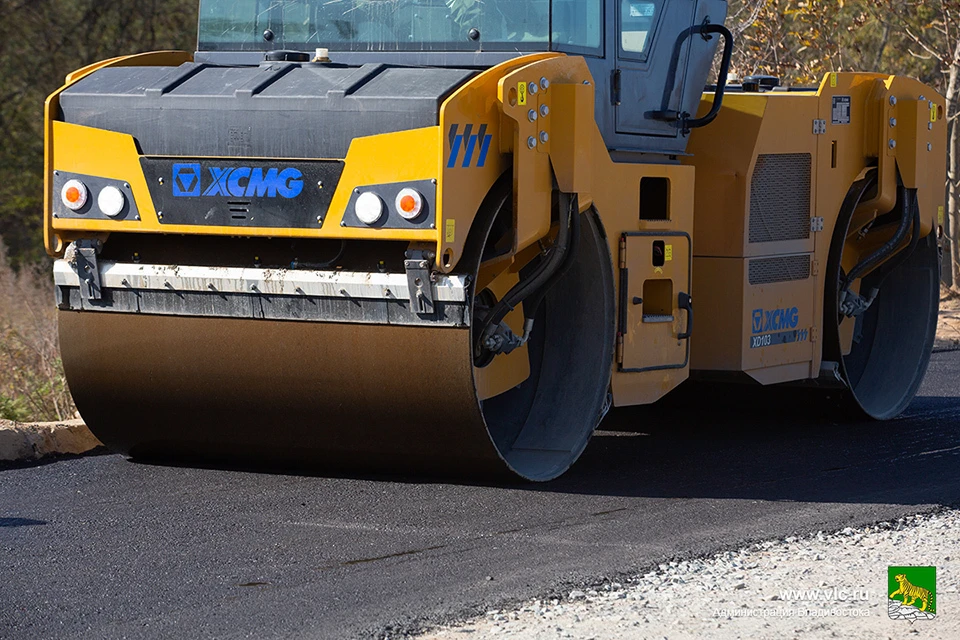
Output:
45,0,946,480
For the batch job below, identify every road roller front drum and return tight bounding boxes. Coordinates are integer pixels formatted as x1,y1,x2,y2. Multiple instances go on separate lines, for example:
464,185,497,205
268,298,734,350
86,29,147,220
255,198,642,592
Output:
59,192,616,481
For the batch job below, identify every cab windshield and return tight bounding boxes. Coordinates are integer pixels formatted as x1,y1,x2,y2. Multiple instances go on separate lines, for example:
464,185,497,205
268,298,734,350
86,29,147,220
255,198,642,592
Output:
198,0,601,53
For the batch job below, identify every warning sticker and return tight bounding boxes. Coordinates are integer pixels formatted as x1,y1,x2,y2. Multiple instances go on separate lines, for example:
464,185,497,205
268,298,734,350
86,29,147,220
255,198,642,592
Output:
518,82,527,106
832,96,851,125
665,244,673,262
445,219,456,243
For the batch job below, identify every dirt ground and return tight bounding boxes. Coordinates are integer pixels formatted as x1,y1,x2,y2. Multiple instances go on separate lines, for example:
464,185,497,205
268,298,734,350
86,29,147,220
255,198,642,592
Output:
0,419,99,462
938,287,960,350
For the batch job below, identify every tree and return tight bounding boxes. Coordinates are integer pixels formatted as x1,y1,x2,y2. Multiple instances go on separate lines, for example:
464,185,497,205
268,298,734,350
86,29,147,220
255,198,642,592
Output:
869,0,960,290
0,0,198,267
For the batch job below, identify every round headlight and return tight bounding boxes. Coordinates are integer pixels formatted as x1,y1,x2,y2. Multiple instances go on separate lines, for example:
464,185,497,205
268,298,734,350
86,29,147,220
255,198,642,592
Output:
61,179,89,211
97,186,126,218
355,192,384,225
395,188,424,221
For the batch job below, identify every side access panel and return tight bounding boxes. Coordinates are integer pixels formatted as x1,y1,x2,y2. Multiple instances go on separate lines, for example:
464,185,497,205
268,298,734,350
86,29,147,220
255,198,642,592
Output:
603,162,697,408
616,232,693,386
685,93,822,384
741,254,819,383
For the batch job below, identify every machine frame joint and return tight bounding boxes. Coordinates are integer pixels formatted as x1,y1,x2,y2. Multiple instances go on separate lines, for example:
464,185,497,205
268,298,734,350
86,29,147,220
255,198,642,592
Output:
404,248,436,315
67,239,103,302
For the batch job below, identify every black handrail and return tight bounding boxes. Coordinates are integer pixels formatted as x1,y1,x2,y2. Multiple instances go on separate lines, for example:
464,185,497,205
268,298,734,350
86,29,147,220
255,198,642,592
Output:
646,21,734,135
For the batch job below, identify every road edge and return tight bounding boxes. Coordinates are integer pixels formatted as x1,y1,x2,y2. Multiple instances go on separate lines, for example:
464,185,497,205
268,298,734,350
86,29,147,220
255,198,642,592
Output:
0,419,102,462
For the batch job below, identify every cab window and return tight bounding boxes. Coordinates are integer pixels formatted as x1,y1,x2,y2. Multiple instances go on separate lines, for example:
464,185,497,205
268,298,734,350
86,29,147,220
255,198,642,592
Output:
551,0,603,53
620,0,661,59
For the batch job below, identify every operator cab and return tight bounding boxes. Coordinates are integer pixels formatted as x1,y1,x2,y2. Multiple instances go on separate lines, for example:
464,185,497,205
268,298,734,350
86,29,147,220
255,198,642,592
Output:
196,0,728,156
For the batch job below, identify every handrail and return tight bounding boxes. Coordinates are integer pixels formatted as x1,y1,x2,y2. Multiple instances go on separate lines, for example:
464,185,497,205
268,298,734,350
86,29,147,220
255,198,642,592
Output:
645,21,734,135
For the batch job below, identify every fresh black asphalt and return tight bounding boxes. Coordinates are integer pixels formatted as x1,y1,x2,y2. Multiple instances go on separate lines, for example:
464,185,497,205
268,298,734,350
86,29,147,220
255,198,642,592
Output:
2,350,959,639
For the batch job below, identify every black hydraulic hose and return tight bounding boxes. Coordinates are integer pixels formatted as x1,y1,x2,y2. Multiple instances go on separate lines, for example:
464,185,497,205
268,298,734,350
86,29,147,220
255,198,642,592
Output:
482,205,569,329
522,195,581,321
843,185,914,288
474,193,574,353
500,194,579,319
868,189,921,287
839,173,879,230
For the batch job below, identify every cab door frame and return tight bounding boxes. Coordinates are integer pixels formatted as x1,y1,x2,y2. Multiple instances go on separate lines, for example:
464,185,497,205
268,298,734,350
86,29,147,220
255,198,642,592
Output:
614,0,698,137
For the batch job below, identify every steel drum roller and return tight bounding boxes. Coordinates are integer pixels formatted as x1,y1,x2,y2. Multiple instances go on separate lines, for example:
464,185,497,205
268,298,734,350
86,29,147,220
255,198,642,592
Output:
59,212,615,481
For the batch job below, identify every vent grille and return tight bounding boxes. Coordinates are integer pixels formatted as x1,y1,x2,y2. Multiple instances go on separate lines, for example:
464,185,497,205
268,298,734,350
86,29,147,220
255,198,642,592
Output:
749,255,812,285
228,200,250,220
749,153,812,243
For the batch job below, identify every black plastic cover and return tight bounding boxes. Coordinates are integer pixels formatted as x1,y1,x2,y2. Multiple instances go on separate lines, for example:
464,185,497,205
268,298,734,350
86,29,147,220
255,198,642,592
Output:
59,62,476,159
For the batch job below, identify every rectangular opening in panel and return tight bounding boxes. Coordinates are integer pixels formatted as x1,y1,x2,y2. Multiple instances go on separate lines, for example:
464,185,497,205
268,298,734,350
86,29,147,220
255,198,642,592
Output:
642,278,673,323
639,177,670,220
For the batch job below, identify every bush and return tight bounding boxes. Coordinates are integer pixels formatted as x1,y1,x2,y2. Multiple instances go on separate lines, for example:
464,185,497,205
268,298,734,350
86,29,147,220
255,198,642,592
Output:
0,238,75,421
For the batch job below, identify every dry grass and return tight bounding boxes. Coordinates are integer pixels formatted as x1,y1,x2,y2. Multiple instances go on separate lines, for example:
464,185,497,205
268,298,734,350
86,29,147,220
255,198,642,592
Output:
0,238,75,421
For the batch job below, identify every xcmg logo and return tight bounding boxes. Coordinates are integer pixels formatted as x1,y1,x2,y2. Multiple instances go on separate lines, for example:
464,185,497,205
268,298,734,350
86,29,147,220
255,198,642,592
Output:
447,124,493,169
752,307,800,334
171,163,304,199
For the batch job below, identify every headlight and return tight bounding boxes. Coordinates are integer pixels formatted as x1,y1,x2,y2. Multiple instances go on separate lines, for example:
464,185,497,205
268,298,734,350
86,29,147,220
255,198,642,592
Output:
97,186,126,218
355,191,384,225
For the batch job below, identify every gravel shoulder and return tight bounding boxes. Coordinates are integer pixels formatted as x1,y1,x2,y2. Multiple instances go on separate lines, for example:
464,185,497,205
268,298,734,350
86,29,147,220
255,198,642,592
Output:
421,511,960,639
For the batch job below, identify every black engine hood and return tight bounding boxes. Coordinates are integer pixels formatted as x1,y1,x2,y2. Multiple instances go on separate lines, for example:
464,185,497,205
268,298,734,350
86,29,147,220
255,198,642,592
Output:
59,61,476,159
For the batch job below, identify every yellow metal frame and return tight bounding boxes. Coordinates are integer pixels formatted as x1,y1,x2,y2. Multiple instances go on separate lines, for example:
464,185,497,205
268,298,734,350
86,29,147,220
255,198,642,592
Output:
685,72,946,384
44,51,193,255
48,121,440,243
46,51,945,407
44,51,704,407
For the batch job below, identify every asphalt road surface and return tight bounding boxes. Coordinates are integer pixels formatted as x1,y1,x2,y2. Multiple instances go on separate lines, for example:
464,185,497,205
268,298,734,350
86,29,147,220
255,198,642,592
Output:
3,349,959,640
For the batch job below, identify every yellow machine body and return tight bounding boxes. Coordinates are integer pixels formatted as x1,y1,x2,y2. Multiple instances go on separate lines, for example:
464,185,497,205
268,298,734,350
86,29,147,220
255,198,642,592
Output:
46,41,946,479
686,73,946,385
